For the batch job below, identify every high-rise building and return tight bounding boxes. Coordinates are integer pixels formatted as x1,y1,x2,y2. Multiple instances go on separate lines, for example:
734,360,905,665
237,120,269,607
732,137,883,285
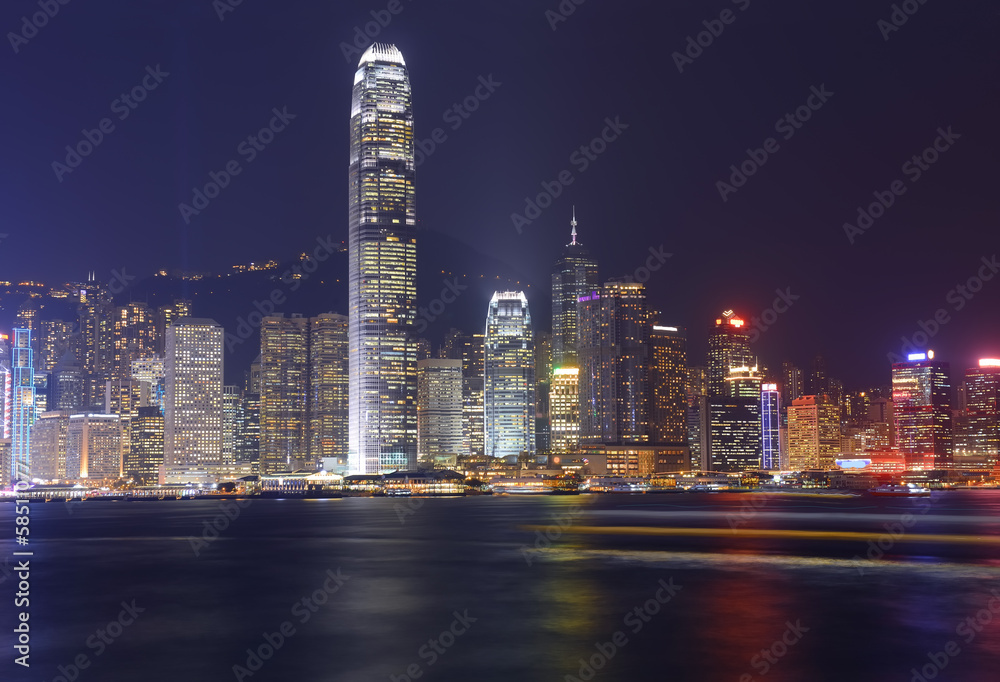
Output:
239,392,261,470
892,351,952,469
10,328,35,482
38,320,75,373
310,313,349,467
761,383,780,470
960,358,999,468
787,395,841,470
578,281,650,445
66,413,122,483
0,333,10,440
348,43,417,475
128,406,164,484
260,314,309,474
29,410,71,480
484,292,535,459
534,331,552,456
164,318,224,470
649,325,687,444
781,361,803,404
222,385,242,465
707,311,753,398
52,351,84,411
76,279,115,408
686,366,708,471
442,329,485,457
155,300,192,356
417,359,463,467
551,208,599,368
707,397,761,472
550,367,580,453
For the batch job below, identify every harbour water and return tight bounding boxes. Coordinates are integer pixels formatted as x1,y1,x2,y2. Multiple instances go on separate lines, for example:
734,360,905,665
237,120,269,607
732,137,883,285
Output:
3,491,1000,681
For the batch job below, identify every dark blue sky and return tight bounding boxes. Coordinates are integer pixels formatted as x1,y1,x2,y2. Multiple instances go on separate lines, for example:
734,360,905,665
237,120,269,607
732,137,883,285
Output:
2,0,999,386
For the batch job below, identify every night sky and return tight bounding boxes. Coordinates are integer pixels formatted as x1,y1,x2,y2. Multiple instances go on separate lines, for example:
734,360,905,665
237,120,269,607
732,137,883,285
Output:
2,0,999,387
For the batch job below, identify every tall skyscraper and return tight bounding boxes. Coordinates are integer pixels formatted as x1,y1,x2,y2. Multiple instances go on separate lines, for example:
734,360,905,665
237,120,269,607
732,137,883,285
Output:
10,328,35,482
164,318,224,471
0,333,10,440
892,351,953,469
484,292,535,459
551,208,599,368
707,311,753,398
30,410,71,480
761,383,780,469
66,413,122,483
260,314,309,474
649,325,687,444
128,406,164,484
222,385,242,465
310,313,349,467
549,367,580,453
787,394,841,470
442,329,485,457
963,359,1000,468
578,281,651,445
348,42,417,475
38,320,75,373
416,359,463,467
686,366,708,471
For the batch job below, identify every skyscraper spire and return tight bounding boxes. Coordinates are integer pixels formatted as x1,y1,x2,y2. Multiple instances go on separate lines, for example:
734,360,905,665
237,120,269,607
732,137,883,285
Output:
570,206,578,246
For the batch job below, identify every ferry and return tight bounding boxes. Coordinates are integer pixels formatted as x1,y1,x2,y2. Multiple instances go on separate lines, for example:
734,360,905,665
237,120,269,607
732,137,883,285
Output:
868,483,931,497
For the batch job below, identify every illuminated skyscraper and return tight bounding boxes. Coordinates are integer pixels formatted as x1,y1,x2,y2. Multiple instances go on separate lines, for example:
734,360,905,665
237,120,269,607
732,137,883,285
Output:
127,406,163,484
222,385,242,465
10,328,35,482
310,313,349,467
260,314,309,474
761,383,780,469
164,318,224,470
38,320,75,373
577,281,651,445
787,395,841,470
649,325,687,444
549,367,580,453
0,333,10,439
707,311,753,398
963,359,1000,468
30,410,71,480
348,42,417,475
892,351,952,469
707,397,762,472
442,329,485,457
686,366,708,470
417,359,463,466
551,208,599,368
484,292,535,459
66,413,122,483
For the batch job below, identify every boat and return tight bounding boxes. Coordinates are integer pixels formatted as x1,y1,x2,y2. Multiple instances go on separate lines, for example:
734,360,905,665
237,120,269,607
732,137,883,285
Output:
868,483,931,497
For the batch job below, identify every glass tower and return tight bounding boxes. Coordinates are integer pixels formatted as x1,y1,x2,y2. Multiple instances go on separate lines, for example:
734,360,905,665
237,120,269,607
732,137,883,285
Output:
484,292,535,459
11,328,35,482
551,208,599,368
761,383,780,470
892,351,952,469
348,43,417,474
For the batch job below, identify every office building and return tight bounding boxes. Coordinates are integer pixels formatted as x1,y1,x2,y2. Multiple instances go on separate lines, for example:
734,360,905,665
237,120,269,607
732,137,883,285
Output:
10,328,34,482
310,313,349,466
164,318,224,470
484,292,535,459
787,395,841,470
551,208,599,367
550,367,580,453
417,359,463,467
891,351,953,469
260,314,309,473
649,325,687,444
761,383,780,469
348,42,417,474
961,358,1000,468
706,311,753,398
29,410,71,480
707,398,761,472
128,406,164,484
66,412,122,483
